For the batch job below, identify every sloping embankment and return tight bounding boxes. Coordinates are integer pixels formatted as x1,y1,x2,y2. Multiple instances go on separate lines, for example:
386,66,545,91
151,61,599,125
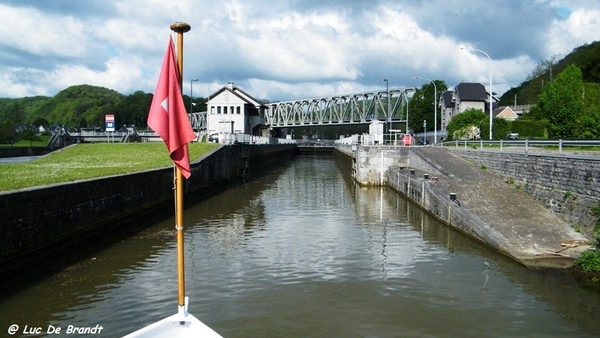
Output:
389,147,590,268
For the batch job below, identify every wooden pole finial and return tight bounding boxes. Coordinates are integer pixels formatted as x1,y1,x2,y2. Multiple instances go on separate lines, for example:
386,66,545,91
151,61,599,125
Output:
170,22,191,33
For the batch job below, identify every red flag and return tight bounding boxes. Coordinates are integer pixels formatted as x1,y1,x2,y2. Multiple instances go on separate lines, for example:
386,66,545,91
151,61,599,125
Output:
147,37,196,179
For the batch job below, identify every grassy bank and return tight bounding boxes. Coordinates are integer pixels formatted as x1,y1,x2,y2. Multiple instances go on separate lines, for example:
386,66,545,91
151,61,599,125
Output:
0,143,218,191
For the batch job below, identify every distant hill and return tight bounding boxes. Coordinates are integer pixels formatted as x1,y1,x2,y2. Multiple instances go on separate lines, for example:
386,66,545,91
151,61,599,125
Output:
499,40,600,105
0,85,126,128
37,85,125,127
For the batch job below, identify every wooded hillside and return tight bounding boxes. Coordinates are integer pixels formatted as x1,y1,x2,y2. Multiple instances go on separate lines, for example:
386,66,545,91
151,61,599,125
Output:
499,40,600,105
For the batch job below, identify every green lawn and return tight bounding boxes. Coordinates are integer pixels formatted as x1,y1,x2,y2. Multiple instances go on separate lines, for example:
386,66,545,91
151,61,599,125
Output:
0,142,218,191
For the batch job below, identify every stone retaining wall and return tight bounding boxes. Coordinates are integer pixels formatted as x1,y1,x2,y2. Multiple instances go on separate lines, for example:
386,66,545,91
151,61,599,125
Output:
0,147,50,158
453,149,600,236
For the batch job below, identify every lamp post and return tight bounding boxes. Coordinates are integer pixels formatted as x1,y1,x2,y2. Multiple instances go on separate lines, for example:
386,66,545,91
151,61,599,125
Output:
190,78,198,114
412,76,437,144
404,88,415,135
380,78,390,120
458,47,493,140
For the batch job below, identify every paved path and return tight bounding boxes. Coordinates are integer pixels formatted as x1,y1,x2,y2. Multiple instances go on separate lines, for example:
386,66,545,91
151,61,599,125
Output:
410,147,590,268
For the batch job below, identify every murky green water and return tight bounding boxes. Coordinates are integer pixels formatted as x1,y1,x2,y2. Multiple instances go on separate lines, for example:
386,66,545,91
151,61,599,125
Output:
1,156,599,337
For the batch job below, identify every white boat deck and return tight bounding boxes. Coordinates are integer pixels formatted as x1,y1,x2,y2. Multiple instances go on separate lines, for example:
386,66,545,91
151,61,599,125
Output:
123,299,222,338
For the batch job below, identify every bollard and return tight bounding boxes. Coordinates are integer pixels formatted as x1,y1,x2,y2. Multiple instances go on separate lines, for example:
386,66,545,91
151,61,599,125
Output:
450,193,456,201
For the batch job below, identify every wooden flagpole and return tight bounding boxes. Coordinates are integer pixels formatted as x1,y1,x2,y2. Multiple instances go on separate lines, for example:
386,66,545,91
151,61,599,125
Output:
170,21,191,309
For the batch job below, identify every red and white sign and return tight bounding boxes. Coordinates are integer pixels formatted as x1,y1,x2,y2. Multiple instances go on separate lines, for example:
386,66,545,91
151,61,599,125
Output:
105,114,115,132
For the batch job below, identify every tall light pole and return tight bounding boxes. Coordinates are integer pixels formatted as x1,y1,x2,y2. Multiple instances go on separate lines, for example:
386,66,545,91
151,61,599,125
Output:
404,88,415,135
412,76,437,144
380,78,389,121
190,78,198,114
458,47,493,140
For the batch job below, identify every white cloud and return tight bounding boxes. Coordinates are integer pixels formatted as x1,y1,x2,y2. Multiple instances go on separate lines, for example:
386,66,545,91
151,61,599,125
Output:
546,8,600,56
0,5,89,58
0,0,597,101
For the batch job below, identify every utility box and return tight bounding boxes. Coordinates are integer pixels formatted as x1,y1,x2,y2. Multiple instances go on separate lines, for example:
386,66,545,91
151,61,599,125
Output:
369,120,385,144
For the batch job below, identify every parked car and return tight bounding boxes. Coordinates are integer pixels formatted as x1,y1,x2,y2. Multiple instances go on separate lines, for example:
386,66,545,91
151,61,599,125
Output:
208,133,219,143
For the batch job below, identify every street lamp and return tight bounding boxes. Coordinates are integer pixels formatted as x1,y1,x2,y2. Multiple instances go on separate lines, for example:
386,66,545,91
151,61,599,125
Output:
412,76,437,144
380,78,390,120
458,47,493,140
404,88,415,135
190,78,198,114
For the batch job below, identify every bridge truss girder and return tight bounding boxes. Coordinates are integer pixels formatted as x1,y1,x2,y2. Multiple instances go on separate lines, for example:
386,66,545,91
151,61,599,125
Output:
189,112,206,131
265,88,413,127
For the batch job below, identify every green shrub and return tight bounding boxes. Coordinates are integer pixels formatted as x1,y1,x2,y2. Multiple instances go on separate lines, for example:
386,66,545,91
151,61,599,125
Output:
574,249,600,272
590,201,600,247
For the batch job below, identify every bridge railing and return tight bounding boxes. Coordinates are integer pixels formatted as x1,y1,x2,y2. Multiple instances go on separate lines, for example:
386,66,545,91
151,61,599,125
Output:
297,139,335,147
215,132,297,145
335,133,416,146
440,139,600,154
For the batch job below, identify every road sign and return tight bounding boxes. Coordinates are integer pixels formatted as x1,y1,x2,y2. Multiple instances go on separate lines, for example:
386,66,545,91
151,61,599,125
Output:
105,114,115,132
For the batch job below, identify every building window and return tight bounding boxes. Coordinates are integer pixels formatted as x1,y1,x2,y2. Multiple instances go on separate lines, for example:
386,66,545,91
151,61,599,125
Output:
236,106,241,114
211,106,215,115
224,106,228,114
217,106,221,114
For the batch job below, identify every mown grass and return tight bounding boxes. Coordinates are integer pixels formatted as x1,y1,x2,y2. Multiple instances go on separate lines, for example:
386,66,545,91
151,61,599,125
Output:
0,142,218,191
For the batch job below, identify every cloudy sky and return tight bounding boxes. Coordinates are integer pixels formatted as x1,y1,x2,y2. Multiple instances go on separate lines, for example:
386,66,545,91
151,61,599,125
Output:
0,0,598,102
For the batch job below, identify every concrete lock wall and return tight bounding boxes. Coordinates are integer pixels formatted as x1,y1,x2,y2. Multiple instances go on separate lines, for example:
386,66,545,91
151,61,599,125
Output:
335,145,409,186
386,168,509,254
334,144,599,240
453,149,600,234
0,144,297,269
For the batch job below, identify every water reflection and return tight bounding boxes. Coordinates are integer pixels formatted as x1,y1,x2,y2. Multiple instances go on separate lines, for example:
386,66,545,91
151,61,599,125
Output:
0,156,598,337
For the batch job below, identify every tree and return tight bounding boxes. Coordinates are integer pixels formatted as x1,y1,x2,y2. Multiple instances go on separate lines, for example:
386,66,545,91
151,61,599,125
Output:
527,54,561,82
32,117,50,127
575,83,600,139
446,108,486,141
537,64,584,139
2,101,26,131
408,80,447,134
20,129,42,146
114,91,153,127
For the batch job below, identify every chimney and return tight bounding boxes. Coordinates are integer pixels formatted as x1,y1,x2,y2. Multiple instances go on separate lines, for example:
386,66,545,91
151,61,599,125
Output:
227,82,234,89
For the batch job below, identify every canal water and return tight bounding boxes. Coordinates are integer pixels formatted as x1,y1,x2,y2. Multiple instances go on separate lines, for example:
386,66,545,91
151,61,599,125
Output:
1,156,599,337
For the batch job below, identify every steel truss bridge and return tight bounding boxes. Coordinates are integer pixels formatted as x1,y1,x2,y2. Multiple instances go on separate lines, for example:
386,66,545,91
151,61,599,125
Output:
265,88,414,127
189,111,206,131
189,87,415,131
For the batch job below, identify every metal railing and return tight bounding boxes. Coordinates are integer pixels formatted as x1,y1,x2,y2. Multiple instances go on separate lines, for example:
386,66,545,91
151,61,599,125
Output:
440,139,600,154
212,132,297,145
336,133,416,146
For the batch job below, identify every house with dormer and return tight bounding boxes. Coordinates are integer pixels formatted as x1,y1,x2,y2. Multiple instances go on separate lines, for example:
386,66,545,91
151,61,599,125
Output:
206,83,267,136
453,82,489,114
439,82,499,133
440,90,454,132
